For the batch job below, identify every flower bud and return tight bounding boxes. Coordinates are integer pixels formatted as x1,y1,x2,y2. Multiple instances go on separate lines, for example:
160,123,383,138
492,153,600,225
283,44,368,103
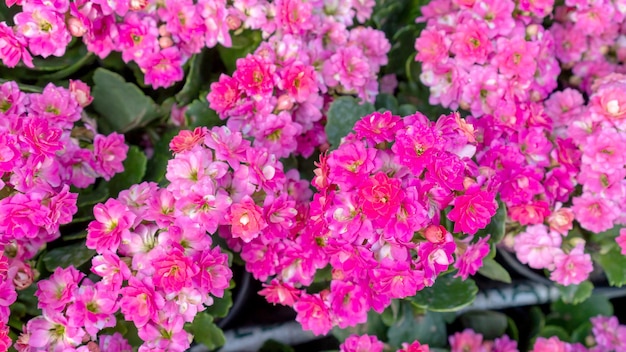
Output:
159,36,174,49
69,79,93,107
276,94,294,111
424,224,447,244
226,15,242,31
67,17,86,37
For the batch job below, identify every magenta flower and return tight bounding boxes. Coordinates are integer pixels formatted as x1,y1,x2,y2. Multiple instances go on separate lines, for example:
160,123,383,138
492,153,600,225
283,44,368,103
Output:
340,334,384,352
93,132,129,181
152,243,199,294
226,195,268,243
454,235,491,280
86,199,137,254
358,172,404,220
447,187,497,235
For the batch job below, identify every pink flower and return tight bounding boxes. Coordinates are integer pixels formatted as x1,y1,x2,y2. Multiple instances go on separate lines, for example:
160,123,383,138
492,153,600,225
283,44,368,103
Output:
294,293,332,335
572,194,619,234
233,54,276,97
69,80,93,107
617,229,626,256
353,111,402,145
119,277,164,328
447,187,497,235
35,266,84,312
259,279,302,306
280,62,318,103
449,329,485,352
14,6,71,57
358,172,404,220
227,195,268,243
531,337,570,352
547,206,575,235
513,224,562,270
454,235,491,280
550,243,593,286
152,243,198,294
0,22,33,68
86,199,137,254
275,0,313,35
141,47,184,89
322,46,370,94
93,132,129,181
398,340,430,352
340,334,384,352
99,333,133,352
207,74,242,116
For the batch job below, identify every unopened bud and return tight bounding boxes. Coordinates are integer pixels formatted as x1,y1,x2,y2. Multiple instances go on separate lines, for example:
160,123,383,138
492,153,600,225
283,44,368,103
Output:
159,36,174,49
226,15,242,31
67,17,86,37
276,94,294,111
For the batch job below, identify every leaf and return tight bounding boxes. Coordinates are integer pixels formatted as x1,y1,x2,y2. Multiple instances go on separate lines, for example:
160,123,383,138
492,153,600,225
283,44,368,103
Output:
176,50,207,105
593,248,626,287
410,273,478,312
187,97,224,128
375,93,400,114
381,299,401,326
538,325,570,341
478,257,512,284
386,25,421,78
480,198,506,244
31,44,91,72
333,309,388,343
106,146,147,198
188,312,226,350
325,96,376,149
144,128,179,184
76,182,109,208
42,241,95,271
570,321,593,345
557,281,594,305
459,310,508,340
549,295,613,333
92,68,161,133
387,302,448,348
206,290,233,319
528,306,545,340
17,286,41,316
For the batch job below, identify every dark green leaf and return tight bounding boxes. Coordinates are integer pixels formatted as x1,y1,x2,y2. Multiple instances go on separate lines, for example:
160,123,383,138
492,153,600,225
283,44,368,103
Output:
381,299,401,326
570,321,593,345
206,290,233,319
459,310,508,340
538,325,570,341
144,128,179,183
375,93,399,114
557,281,594,305
176,51,207,105
594,248,626,287
92,68,160,133
187,97,224,128
76,182,109,208
31,44,91,72
333,309,388,343
260,339,295,352
42,241,95,271
387,302,448,348
549,295,613,333
478,257,512,284
188,312,226,350
325,96,376,149
386,25,421,78
528,306,545,340
107,146,147,198
398,104,417,116
481,198,506,244
506,316,519,341
410,273,478,312
17,285,41,316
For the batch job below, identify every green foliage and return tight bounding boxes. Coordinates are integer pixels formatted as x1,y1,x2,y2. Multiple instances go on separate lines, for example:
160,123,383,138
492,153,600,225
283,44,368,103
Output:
205,290,233,319
478,257,512,284
333,309,388,343
42,242,95,271
260,340,295,352
186,95,224,128
387,302,451,348
325,96,376,149
218,30,263,73
548,295,613,333
187,312,226,350
92,68,161,133
410,273,478,312
459,310,509,340
107,146,148,198
593,248,626,287
144,128,179,184
557,281,594,305
477,198,506,244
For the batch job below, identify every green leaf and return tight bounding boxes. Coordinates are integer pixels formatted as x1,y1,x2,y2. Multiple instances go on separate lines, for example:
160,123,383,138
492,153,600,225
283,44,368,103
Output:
398,104,417,116
206,290,233,319
386,25,421,78
557,281,594,305
17,285,41,317
528,306,545,340
333,309,388,343
570,321,593,345
325,96,376,149
538,325,570,341
106,146,147,198
594,248,626,287
92,68,161,133
478,257,512,284
188,312,226,350
506,316,519,341
31,44,91,72
375,93,400,114
187,97,224,128
480,198,506,244
549,295,613,333
176,51,207,105
76,182,109,208
459,310,508,340
259,339,295,352
387,302,448,348
42,241,95,271
144,128,179,183
381,299,401,326
410,273,478,312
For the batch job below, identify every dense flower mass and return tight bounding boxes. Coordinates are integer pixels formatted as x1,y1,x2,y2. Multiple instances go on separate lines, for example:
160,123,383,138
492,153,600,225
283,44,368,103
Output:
207,0,390,158
252,110,498,335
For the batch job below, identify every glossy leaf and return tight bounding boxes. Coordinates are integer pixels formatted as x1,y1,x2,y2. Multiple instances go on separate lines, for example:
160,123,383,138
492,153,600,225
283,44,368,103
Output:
594,248,626,287
76,182,109,208
538,325,570,341
217,30,262,73
107,146,147,198
188,312,226,350
206,290,233,319
92,68,161,133
557,281,594,305
478,257,512,284
387,302,449,348
187,96,224,128
410,273,478,312
144,128,179,184
549,295,613,333
325,96,375,149
42,242,95,271
459,310,508,340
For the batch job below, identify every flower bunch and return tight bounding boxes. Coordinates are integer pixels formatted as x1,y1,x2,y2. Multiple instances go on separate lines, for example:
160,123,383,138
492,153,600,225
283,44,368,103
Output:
255,110,497,335
340,334,429,352
414,0,560,119
552,0,626,93
207,0,390,158
1,0,237,88
0,80,126,280
0,254,16,351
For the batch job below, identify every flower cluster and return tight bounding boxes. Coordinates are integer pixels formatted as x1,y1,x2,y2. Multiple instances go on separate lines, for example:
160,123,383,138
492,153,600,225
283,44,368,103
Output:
414,0,560,120
552,0,626,93
2,0,233,88
256,111,497,335
0,79,126,283
342,314,626,352
207,0,390,158
0,254,17,351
